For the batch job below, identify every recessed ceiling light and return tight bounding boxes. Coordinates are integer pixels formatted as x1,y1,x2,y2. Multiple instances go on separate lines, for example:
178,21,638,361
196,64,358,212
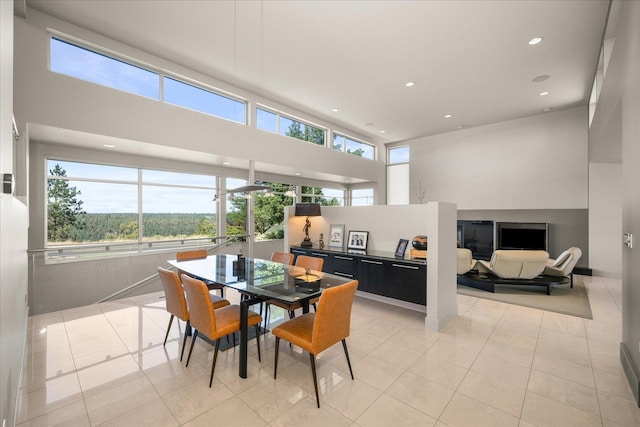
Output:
331,108,339,112
543,107,553,112
532,74,551,83
528,37,543,45
379,130,386,133
295,172,301,176
458,125,465,129
223,162,230,165
539,91,549,96
103,144,115,148
405,81,415,87
444,114,452,118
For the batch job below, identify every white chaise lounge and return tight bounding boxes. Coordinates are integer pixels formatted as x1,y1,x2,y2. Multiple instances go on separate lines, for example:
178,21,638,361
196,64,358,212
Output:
476,250,549,280
543,247,582,287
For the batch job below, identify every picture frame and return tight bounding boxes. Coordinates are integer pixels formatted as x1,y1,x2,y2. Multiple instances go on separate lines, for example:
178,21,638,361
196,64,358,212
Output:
329,224,345,249
347,230,369,251
395,239,409,258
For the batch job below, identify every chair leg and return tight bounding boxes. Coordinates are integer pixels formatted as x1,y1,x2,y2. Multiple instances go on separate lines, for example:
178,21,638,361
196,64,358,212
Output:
179,326,189,361
274,337,280,379
309,353,320,408
209,338,220,387
342,339,354,380
163,314,174,346
263,304,270,330
185,330,199,367
220,287,224,298
255,324,262,362
312,302,317,312
570,272,574,288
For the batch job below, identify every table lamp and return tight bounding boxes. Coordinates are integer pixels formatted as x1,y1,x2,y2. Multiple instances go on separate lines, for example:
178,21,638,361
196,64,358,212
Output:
295,202,321,247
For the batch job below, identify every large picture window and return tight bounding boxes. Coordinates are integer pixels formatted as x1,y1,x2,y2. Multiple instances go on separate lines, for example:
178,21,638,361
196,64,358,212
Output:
351,188,374,206
46,160,217,248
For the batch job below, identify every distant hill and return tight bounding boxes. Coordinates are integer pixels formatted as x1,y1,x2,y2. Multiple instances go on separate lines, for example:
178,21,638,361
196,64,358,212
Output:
58,212,217,243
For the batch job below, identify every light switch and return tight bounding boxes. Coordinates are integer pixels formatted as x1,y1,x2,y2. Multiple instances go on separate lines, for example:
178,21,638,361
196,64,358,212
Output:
623,233,633,249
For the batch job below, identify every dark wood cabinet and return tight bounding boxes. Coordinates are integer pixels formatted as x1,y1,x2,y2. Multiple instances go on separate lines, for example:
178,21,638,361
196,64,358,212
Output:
387,261,426,305
357,257,387,294
326,254,358,280
290,246,427,305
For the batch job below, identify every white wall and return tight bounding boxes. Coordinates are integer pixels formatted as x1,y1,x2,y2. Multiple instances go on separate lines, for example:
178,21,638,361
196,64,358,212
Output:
286,205,428,254
408,107,589,210
588,162,622,277
589,0,640,402
1,2,30,427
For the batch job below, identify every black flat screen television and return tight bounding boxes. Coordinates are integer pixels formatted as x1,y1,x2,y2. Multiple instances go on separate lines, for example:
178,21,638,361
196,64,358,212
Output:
497,222,548,251
457,220,494,260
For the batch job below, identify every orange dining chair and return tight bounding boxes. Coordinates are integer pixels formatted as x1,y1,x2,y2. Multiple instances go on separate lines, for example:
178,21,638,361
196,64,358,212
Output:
182,274,262,387
264,254,322,327
272,280,359,408
176,249,225,298
157,267,230,361
271,251,294,266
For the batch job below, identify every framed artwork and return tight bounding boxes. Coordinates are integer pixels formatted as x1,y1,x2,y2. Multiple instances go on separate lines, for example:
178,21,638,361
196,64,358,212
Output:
347,230,369,251
329,224,345,248
395,239,409,258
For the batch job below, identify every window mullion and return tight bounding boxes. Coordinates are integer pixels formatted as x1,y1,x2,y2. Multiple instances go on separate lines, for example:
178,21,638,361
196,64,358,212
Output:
138,168,143,244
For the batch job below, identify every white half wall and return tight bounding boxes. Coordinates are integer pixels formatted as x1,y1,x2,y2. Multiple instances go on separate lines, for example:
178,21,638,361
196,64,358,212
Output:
408,107,589,210
589,162,622,277
286,204,428,253
285,203,458,331
425,202,458,332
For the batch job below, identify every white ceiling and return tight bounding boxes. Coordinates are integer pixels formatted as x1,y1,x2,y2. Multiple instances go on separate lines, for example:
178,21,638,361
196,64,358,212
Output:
25,0,609,152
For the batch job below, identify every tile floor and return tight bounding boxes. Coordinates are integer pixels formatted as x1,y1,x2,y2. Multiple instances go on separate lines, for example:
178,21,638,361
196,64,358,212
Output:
17,275,640,426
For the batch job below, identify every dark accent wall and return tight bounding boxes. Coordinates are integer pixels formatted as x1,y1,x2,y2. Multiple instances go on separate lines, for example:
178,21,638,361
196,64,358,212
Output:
458,209,589,266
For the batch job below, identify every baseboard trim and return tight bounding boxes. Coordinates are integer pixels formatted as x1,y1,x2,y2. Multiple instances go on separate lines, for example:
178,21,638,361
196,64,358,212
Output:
355,290,426,313
574,266,592,276
620,342,640,406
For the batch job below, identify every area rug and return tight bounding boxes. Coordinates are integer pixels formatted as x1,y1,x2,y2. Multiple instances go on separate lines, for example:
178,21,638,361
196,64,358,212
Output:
457,275,592,319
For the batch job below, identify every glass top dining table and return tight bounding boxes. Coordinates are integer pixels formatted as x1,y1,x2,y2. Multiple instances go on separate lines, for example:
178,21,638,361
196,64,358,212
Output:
166,254,354,378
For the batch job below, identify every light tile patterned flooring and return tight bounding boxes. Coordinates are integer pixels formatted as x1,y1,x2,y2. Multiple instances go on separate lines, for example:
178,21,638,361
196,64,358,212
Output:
17,275,640,426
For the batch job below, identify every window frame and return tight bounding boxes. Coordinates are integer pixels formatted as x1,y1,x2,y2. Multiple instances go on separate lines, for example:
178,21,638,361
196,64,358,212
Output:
49,34,248,125
256,106,327,147
387,145,410,165
332,132,376,160
44,158,221,262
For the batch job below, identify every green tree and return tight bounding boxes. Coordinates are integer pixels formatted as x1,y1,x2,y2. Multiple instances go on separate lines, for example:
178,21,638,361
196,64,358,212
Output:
47,164,86,242
227,182,294,240
119,220,138,240
286,121,325,146
195,216,217,236
301,186,341,206
347,147,365,156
